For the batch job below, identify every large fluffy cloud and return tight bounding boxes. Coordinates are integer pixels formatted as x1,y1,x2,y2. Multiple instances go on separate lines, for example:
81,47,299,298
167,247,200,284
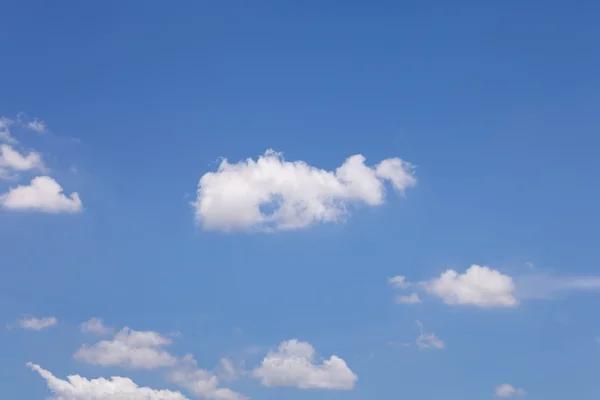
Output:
28,363,188,400
420,265,518,307
193,150,416,231
252,339,357,390
0,176,83,213
74,327,177,369
166,355,248,400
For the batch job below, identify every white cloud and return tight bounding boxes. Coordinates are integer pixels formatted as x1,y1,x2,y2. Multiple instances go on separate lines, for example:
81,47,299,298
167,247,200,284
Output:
495,383,526,397
19,316,57,331
80,317,113,335
193,150,416,231
420,265,518,308
515,274,600,300
215,358,240,382
74,327,178,369
0,117,15,142
396,293,422,304
0,144,45,171
415,321,445,350
0,176,83,213
252,339,357,390
27,119,46,133
0,168,15,180
28,363,188,400
525,261,535,270
388,275,409,288
166,355,248,400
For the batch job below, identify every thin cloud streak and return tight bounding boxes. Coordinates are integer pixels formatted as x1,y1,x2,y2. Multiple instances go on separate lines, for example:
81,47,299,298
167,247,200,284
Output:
515,274,600,300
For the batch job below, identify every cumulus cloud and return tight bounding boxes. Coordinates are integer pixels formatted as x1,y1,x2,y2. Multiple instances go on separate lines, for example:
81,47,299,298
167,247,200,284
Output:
80,317,113,335
396,293,422,304
495,383,526,397
74,327,178,369
0,144,45,172
252,339,357,390
19,316,57,331
415,321,445,350
0,176,83,213
393,265,600,307
193,150,416,231
166,355,248,400
28,363,188,400
420,265,518,308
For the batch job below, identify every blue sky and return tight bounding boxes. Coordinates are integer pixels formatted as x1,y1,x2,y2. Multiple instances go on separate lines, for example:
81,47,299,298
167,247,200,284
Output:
1,0,600,399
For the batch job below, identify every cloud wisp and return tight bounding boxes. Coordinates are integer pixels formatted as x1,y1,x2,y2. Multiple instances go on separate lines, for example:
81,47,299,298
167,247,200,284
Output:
415,321,445,350
19,316,57,331
515,274,600,300
80,318,114,335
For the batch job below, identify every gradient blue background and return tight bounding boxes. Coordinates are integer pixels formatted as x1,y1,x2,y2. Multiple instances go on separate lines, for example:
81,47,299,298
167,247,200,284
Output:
1,1,599,399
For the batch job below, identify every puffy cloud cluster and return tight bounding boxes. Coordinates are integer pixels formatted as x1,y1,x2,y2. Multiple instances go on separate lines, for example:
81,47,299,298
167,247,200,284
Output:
74,327,178,369
166,355,248,400
28,363,188,400
252,339,357,390
0,114,83,213
193,150,416,231
71,325,247,399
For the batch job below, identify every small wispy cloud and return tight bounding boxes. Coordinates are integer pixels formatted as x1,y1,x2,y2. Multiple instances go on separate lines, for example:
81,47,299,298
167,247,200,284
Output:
415,321,445,350
495,383,526,397
0,117,16,143
27,119,46,133
525,262,535,270
515,274,600,300
80,318,113,335
388,275,409,289
19,316,57,331
395,293,422,304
